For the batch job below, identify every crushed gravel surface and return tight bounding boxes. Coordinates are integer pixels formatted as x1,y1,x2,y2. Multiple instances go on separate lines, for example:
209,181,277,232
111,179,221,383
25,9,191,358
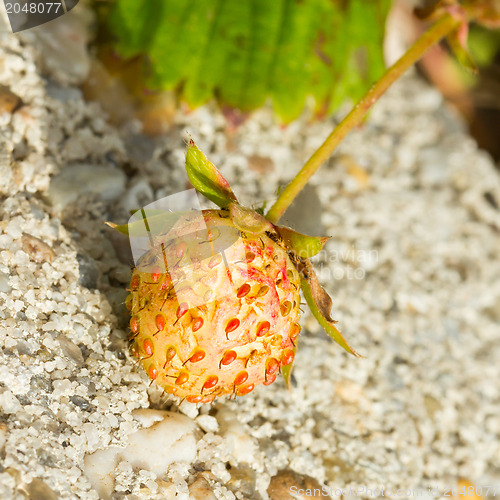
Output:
1,7,499,500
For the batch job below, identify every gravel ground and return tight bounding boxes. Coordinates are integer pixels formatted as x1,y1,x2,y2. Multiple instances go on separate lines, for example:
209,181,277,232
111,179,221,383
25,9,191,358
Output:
1,8,500,500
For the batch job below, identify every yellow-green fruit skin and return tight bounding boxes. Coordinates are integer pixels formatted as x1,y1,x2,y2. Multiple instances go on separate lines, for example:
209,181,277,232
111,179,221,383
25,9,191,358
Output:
127,209,301,403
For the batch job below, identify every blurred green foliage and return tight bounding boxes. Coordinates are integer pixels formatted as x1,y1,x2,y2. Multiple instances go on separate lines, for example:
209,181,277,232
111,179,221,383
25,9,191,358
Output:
468,24,500,66
107,0,391,122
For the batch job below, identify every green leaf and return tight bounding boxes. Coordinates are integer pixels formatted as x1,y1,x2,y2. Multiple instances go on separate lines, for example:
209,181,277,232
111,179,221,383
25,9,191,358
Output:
276,226,330,259
148,1,217,89
468,25,500,67
108,0,165,58
268,0,321,121
300,260,360,357
327,0,392,114
185,141,238,208
107,0,391,122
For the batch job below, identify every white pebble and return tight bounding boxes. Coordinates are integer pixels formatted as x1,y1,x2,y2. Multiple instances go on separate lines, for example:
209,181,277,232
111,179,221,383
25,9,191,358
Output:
0,390,21,414
0,271,11,293
195,415,219,433
217,409,258,465
52,379,72,397
47,165,127,211
84,410,199,499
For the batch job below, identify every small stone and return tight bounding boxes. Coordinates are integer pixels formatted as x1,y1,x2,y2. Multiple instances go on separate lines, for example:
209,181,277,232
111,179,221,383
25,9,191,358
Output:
259,437,279,459
340,154,370,191
84,410,199,498
109,265,132,285
188,474,218,500
30,376,52,394
57,335,84,365
217,408,258,465
52,379,72,397
248,154,274,174
22,10,91,85
0,391,21,414
45,83,83,102
21,234,55,264
0,84,21,114
123,132,156,163
178,399,200,420
0,271,11,293
128,410,199,474
24,478,58,500
47,164,127,211
77,253,99,290
118,178,154,214
267,469,331,499
83,423,101,450
195,414,219,433
227,466,257,498
30,204,45,221
70,395,91,411
0,423,7,452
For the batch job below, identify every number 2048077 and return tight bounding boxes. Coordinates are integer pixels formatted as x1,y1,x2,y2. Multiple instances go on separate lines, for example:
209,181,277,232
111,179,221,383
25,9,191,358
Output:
5,2,62,14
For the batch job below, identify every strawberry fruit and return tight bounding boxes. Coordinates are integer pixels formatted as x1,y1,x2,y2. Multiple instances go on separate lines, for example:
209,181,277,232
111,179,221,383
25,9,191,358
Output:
108,140,359,403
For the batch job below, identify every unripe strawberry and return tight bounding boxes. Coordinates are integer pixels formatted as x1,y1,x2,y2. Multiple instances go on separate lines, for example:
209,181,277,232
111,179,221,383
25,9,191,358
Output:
127,209,301,402
109,140,358,402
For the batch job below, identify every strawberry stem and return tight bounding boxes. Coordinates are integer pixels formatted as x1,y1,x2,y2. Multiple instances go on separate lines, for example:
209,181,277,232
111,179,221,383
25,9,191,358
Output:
265,13,460,224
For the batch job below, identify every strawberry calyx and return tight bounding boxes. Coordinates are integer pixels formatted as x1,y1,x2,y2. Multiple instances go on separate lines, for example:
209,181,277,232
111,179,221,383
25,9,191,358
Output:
275,226,330,260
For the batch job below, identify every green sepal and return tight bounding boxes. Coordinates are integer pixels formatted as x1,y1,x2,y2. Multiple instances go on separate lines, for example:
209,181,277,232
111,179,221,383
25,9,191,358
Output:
229,203,274,235
185,140,238,208
276,226,330,259
106,209,193,237
281,348,296,390
105,221,129,235
447,27,478,72
300,260,361,357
